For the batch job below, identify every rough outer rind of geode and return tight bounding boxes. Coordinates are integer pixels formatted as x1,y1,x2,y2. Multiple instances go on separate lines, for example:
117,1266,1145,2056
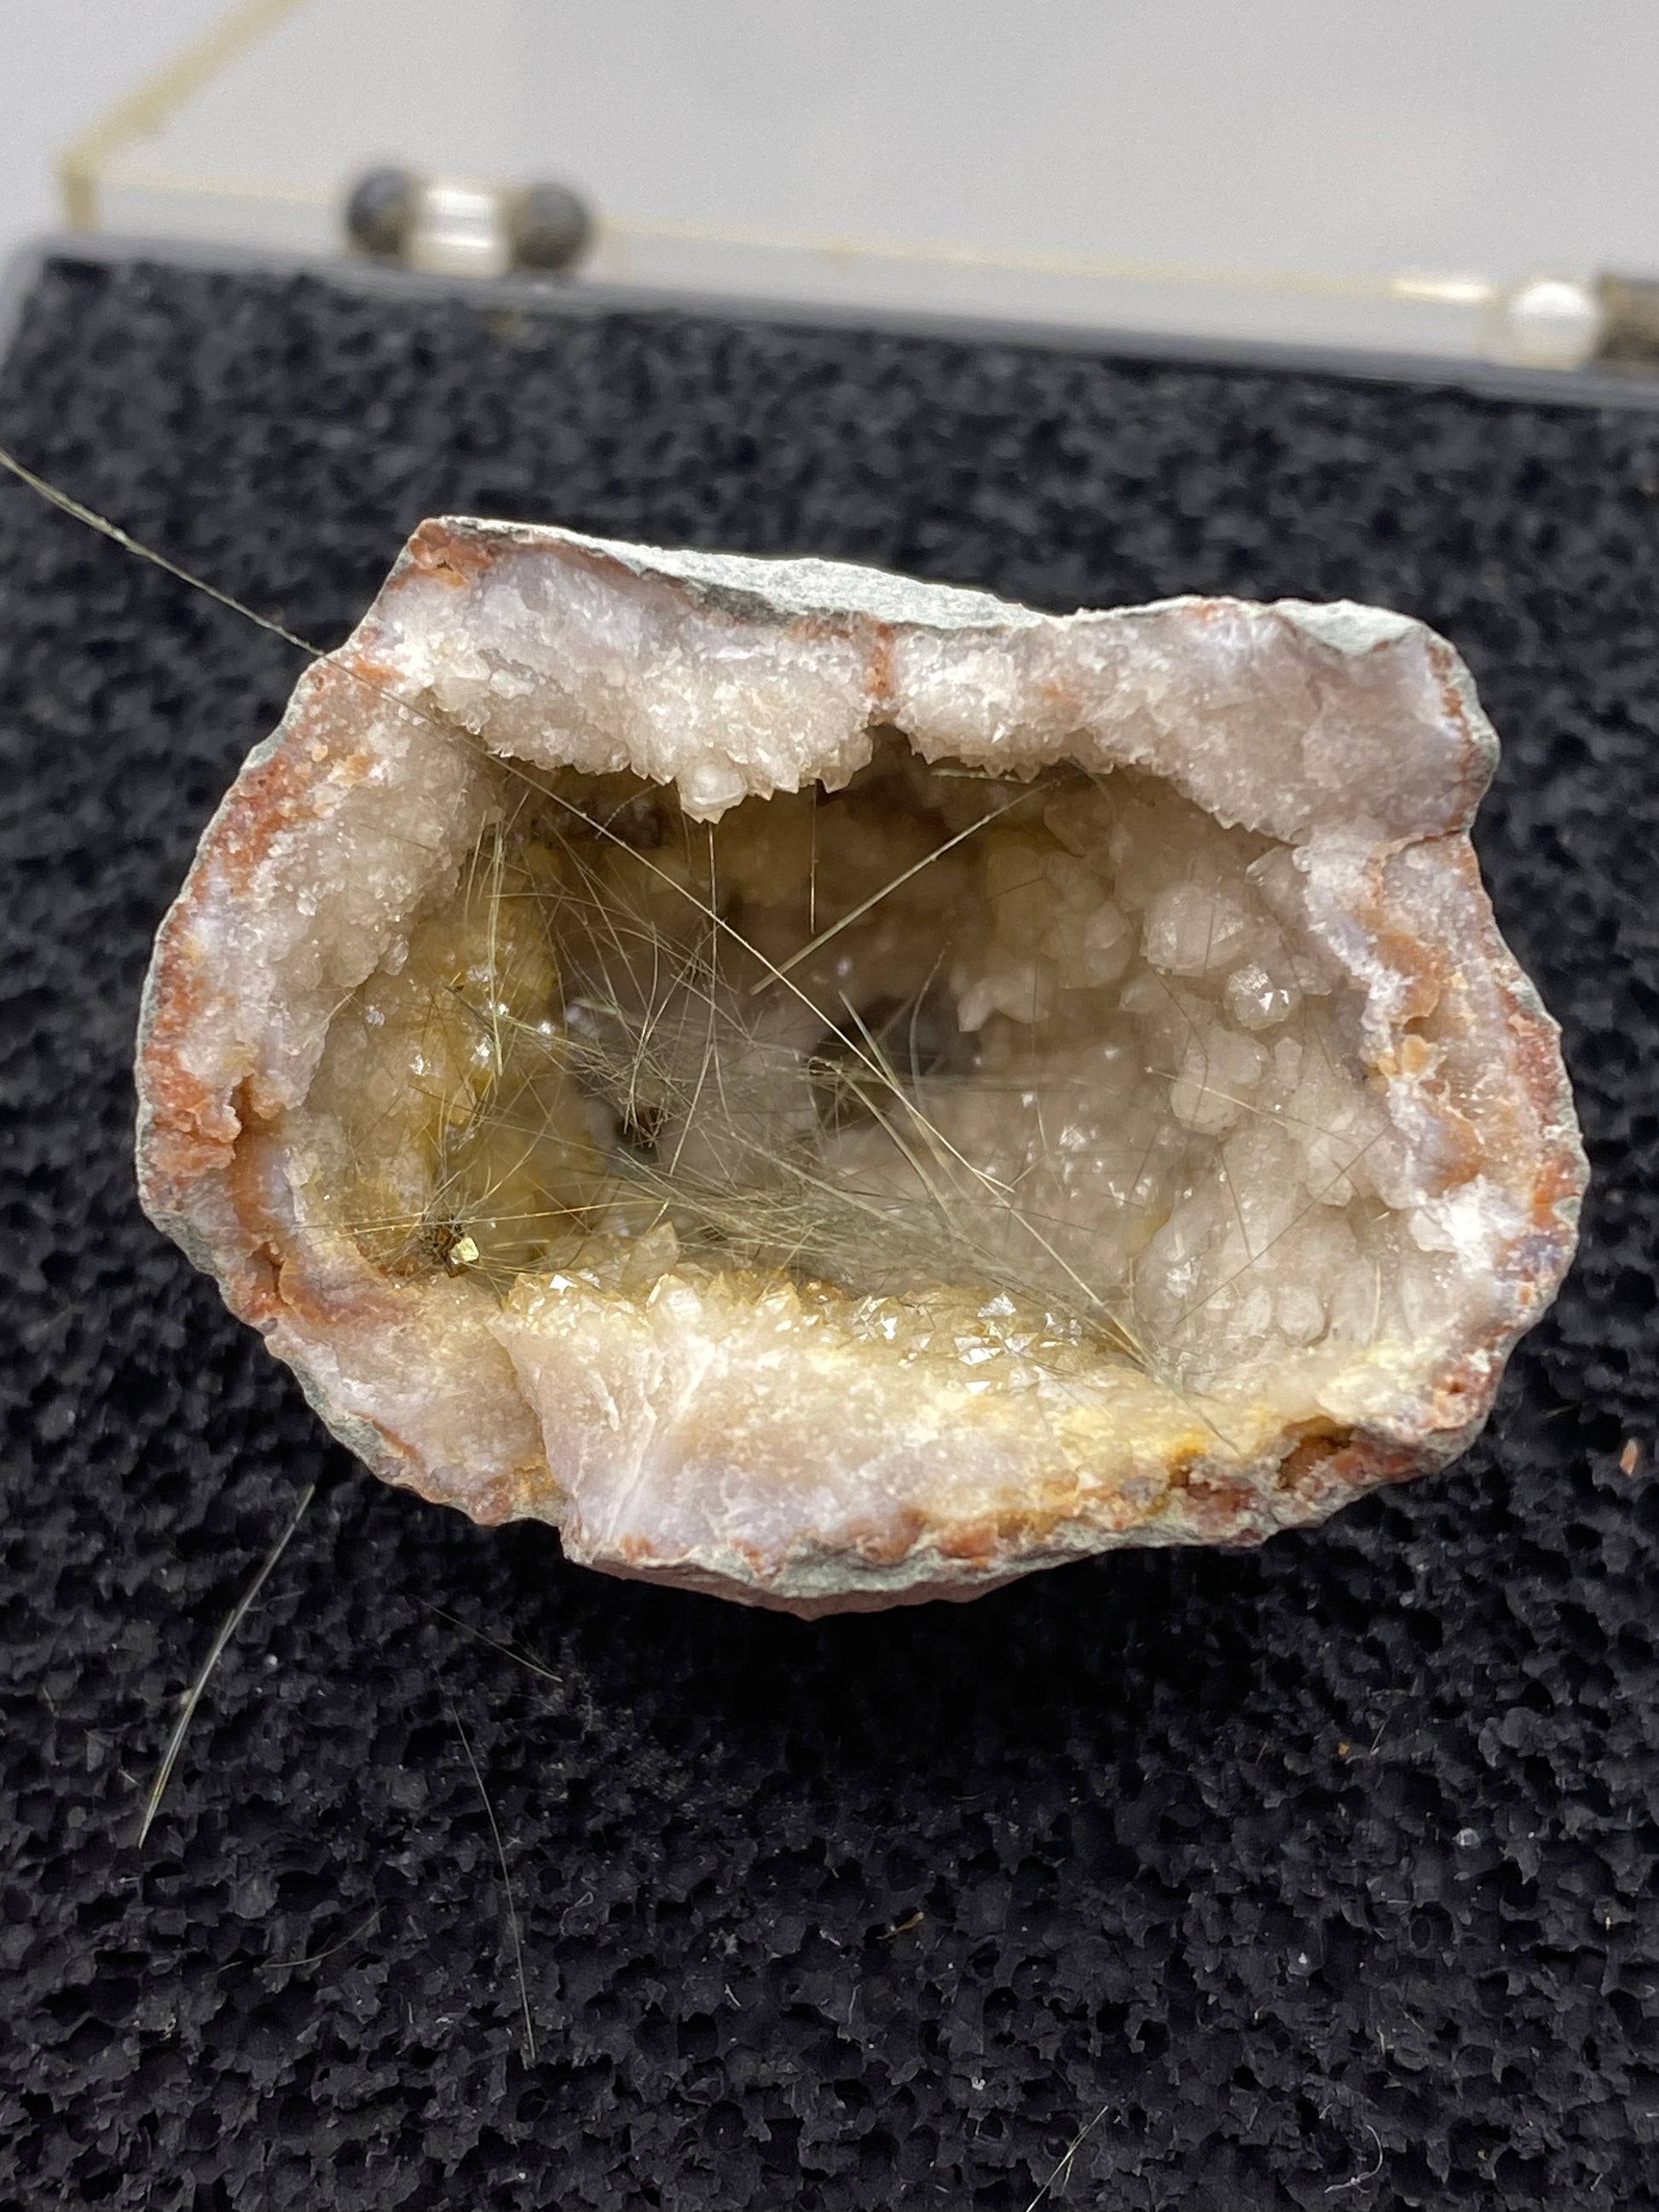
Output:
135,521,1586,1615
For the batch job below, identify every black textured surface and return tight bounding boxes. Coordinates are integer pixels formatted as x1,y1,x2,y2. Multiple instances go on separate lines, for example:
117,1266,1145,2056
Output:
2,248,1656,2212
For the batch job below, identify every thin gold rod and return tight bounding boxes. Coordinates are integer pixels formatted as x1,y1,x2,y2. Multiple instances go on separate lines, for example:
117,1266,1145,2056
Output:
59,0,311,233
447,1698,537,2066
748,782,1042,996
0,443,320,655
136,1479,316,1848
601,210,1497,309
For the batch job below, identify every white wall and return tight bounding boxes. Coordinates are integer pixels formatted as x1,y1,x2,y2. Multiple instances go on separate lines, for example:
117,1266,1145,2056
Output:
0,0,232,277
2,0,1657,350
516,0,1659,279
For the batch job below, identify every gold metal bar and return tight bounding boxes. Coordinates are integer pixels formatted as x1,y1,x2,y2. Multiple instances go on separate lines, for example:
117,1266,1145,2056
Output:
58,0,310,233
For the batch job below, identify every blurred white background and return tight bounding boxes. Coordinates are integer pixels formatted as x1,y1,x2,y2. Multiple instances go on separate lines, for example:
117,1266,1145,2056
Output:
3,0,1657,355
0,0,230,267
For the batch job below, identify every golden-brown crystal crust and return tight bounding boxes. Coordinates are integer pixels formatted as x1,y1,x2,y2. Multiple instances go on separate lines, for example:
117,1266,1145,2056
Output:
136,521,1586,1615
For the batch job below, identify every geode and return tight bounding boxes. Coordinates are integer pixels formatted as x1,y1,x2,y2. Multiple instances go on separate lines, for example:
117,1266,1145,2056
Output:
136,523,1587,1614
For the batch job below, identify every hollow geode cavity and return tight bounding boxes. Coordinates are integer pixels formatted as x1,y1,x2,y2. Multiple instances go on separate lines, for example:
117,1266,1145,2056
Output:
136,522,1586,1615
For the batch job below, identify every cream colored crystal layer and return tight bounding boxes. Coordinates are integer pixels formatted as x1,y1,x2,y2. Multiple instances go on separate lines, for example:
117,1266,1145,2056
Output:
136,523,1587,1613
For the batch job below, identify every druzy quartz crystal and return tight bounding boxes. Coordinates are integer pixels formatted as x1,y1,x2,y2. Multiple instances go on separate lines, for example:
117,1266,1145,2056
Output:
136,524,1586,1614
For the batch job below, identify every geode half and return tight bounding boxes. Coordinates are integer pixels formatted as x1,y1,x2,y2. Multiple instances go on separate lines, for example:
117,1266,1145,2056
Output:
136,523,1586,1614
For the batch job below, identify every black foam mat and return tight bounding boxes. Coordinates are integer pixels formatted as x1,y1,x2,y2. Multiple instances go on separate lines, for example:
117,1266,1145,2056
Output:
2,246,1656,2211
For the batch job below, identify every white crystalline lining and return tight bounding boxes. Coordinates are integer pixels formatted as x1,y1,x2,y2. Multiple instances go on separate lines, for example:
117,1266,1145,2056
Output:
283,559,1501,1418
163,523,1563,1592
390,527,1496,843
